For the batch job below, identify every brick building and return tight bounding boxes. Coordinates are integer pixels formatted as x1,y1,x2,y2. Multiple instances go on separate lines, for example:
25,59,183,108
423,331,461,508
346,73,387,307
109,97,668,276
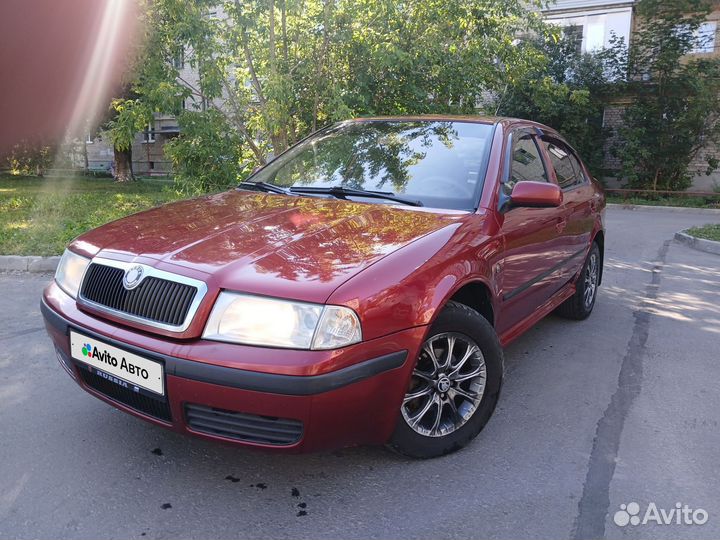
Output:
542,0,720,191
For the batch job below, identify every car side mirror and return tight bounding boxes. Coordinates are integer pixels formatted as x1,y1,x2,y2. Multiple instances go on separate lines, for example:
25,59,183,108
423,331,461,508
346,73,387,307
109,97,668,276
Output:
509,181,562,208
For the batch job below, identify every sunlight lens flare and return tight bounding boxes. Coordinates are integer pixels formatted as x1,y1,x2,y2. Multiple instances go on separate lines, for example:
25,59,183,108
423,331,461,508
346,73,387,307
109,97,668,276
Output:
65,0,132,140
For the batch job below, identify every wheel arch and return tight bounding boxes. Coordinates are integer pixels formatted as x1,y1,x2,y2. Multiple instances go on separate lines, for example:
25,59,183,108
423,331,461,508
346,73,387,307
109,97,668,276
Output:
444,280,495,328
592,230,605,286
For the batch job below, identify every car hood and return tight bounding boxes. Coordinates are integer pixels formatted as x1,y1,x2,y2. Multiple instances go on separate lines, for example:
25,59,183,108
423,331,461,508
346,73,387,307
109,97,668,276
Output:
72,190,467,303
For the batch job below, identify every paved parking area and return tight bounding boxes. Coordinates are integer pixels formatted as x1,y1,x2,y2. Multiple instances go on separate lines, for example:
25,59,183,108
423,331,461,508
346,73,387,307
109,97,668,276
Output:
1,206,719,540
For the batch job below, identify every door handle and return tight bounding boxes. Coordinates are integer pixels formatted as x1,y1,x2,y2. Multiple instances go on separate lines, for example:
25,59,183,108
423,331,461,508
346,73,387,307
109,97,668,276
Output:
555,217,567,233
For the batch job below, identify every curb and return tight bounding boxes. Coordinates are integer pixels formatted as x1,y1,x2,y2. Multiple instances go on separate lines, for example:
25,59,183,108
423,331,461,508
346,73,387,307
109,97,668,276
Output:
0,255,60,273
674,230,720,256
607,203,720,215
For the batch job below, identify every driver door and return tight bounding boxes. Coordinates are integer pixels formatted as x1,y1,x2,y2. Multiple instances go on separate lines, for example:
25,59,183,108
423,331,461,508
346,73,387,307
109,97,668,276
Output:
496,130,568,335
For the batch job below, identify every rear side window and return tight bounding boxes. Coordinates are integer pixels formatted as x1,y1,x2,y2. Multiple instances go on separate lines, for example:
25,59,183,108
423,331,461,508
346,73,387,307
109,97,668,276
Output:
542,139,587,190
505,133,548,193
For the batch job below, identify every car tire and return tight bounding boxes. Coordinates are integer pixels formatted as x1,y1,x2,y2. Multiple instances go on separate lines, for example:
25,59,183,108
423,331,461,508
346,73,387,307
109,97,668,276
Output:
387,301,503,459
556,242,601,320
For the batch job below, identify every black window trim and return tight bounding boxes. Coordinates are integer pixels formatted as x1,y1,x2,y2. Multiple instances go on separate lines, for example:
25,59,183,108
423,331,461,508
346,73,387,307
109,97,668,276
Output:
498,127,554,212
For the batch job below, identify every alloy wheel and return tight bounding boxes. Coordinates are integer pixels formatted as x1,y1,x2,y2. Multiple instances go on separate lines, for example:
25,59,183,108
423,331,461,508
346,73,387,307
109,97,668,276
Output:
583,253,598,309
401,332,487,438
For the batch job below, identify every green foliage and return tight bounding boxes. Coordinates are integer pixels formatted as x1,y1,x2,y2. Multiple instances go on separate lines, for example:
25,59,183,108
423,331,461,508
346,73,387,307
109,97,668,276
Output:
494,34,610,176
164,110,246,193
0,176,180,256
105,98,152,152
128,0,550,192
604,0,720,190
333,1,547,117
3,140,54,176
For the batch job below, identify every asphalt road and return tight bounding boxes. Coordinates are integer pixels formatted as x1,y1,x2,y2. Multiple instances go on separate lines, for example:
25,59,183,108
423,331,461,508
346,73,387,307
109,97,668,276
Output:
1,206,719,540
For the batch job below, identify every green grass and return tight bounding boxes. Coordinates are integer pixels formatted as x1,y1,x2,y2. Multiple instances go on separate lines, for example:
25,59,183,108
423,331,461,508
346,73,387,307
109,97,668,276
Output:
0,176,183,256
686,224,720,242
606,195,720,209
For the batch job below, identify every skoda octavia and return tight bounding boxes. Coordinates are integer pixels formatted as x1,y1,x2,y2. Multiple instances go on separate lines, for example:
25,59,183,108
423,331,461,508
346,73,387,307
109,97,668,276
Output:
42,116,605,458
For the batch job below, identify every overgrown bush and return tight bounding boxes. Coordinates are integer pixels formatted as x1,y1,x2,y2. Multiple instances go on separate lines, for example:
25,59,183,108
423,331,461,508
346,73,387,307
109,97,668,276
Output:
3,140,54,176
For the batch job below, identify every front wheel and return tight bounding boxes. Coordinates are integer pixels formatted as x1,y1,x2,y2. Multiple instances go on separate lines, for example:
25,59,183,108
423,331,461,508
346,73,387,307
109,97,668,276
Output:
388,301,503,459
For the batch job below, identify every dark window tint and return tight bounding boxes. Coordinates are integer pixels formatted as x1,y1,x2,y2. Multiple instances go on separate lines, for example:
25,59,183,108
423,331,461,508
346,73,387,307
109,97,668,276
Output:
542,140,586,190
505,134,548,193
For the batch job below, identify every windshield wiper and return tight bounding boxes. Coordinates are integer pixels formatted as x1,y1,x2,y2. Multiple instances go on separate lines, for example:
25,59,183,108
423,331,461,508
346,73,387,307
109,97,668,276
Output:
289,186,423,207
237,181,296,196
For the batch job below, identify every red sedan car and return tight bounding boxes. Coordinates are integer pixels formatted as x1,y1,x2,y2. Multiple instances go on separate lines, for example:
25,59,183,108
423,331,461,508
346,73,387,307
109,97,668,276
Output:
42,116,605,458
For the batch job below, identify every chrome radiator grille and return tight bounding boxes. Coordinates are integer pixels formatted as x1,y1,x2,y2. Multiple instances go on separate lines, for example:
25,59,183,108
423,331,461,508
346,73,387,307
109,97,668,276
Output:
79,260,205,331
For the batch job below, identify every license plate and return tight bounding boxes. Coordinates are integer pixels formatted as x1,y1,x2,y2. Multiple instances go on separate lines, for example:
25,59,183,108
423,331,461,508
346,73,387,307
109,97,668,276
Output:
70,331,164,396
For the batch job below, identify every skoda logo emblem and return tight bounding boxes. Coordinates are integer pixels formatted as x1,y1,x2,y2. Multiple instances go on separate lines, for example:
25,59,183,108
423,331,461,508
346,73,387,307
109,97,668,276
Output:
122,265,145,290
437,376,451,393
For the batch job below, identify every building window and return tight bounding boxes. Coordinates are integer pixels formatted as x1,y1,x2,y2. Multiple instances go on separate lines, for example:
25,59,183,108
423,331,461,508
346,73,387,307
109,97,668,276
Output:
172,48,184,69
546,8,632,54
563,25,584,54
143,123,155,143
691,21,717,54
85,133,93,144
149,161,155,170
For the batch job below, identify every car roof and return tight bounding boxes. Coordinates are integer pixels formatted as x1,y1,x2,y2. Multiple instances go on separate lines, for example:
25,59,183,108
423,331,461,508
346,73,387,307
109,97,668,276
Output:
346,115,559,135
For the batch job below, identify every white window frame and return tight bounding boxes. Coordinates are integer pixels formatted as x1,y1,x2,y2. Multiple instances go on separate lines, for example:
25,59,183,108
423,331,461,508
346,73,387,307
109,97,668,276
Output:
690,21,717,54
545,6,632,54
142,123,155,144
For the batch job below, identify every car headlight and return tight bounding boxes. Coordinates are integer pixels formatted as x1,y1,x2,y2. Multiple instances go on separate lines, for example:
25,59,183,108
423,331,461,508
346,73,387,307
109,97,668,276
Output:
55,249,91,299
202,292,362,350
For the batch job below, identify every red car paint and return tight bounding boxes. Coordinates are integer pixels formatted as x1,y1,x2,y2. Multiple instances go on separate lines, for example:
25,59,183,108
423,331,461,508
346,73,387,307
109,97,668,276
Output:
42,117,605,452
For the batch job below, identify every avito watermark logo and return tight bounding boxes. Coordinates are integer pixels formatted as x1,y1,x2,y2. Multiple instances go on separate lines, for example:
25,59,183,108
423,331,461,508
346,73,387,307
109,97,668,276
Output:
614,502,709,527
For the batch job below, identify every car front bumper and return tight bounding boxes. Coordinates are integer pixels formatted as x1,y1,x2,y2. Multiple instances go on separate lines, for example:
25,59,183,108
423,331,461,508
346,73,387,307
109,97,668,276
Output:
41,283,425,452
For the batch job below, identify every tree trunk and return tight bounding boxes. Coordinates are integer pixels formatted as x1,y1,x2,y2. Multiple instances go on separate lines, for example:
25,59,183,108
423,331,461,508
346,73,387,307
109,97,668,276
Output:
83,139,89,170
114,146,134,182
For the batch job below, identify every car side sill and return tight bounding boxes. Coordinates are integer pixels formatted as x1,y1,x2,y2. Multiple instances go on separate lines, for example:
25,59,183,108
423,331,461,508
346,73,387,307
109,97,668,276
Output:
41,299,408,396
498,282,576,347
503,247,586,302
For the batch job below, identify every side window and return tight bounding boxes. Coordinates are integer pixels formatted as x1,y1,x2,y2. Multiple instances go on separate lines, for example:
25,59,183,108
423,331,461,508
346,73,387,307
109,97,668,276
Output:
505,133,548,194
542,139,587,190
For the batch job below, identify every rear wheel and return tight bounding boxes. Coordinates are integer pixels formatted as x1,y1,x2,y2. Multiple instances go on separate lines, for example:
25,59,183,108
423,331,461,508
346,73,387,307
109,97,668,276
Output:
388,301,503,459
556,242,600,320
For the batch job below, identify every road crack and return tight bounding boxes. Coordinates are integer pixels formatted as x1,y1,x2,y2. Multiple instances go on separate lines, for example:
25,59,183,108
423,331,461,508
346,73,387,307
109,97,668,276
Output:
572,239,671,540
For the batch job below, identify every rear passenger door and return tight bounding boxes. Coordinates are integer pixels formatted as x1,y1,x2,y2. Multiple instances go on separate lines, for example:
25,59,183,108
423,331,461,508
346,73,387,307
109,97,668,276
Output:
539,137,594,278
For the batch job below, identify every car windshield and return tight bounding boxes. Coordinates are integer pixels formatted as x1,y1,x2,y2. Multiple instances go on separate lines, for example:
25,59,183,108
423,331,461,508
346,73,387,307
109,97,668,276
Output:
249,120,495,210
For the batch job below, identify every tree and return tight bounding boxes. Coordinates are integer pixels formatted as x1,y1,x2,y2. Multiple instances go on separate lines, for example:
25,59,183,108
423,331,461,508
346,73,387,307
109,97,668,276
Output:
493,33,610,176
105,97,152,182
164,109,246,193
604,0,720,191
123,0,549,192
